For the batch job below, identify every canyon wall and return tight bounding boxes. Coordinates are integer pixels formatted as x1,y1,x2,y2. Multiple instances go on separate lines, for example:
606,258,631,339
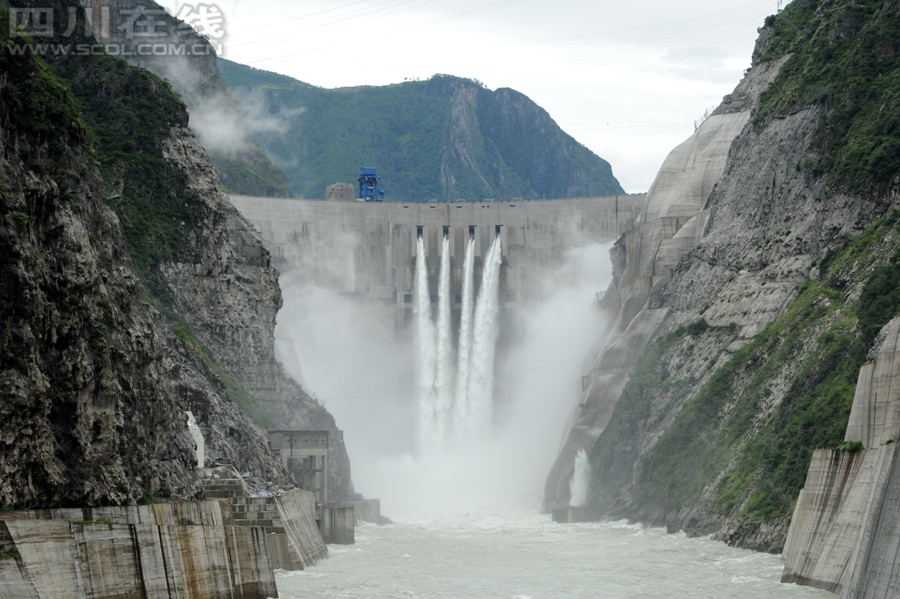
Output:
548,0,900,555
1,0,352,507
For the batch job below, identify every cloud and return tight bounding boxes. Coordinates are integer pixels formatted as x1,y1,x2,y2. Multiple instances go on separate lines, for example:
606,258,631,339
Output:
237,88,305,136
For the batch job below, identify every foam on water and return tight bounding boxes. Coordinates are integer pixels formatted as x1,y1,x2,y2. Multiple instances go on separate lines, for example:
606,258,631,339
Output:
275,511,833,599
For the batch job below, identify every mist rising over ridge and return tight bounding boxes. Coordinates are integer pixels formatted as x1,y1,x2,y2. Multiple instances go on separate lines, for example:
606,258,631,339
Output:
219,59,624,201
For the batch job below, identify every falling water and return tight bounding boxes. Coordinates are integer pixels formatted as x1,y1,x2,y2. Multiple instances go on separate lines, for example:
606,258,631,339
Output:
415,236,437,454
417,232,502,449
452,235,476,436
465,235,503,438
569,448,590,507
433,235,454,444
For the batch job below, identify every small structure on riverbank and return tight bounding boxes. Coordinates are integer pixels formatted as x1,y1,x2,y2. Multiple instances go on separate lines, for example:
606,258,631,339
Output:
267,430,356,544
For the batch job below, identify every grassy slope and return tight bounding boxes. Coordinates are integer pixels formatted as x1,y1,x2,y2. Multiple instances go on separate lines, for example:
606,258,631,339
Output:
218,59,623,201
5,0,274,428
757,0,900,192
592,0,900,536
593,211,900,529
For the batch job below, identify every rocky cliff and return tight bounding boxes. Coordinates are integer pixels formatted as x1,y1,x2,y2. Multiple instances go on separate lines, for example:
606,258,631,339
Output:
77,0,292,197
1,0,352,506
0,4,201,507
546,0,900,556
218,60,624,201
157,127,353,498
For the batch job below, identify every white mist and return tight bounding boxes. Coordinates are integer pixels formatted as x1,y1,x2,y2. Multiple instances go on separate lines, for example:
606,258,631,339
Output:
275,242,613,517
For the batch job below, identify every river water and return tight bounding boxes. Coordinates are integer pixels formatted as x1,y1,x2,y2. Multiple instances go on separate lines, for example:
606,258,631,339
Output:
275,512,832,599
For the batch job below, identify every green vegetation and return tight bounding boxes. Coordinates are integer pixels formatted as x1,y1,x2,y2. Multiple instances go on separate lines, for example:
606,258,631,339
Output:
3,0,208,304
10,212,29,226
0,6,85,175
757,0,900,192
142,489,160,504
590,320,739,503
858,249,900,342
59,56,208,303
2,3,273,428
218,60,623,201
0,548,21,560
594,211,900,524
837,441,865,453
174,321,274,428
213,151,293,197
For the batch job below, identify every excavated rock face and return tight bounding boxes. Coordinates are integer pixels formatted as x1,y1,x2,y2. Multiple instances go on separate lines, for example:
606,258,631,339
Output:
158,129,354,499
0,45,198,507
546,9,894,552
544,52,797,512
161,329,288,483
1,1,351,506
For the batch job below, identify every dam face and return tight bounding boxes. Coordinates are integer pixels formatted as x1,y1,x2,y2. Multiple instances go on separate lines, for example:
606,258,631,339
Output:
229,195,645,331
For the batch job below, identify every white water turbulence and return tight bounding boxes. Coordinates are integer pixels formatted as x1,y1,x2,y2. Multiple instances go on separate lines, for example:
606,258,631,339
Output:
276,514,834,599
569,448,590,507
416,233,502,450
415,236,438,454
276,237,617,515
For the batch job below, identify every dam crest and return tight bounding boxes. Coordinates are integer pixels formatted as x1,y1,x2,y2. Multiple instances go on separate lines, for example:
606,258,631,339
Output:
229,195,645,331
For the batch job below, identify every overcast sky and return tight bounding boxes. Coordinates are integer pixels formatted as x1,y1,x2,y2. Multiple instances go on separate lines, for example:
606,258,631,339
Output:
164,0,788,193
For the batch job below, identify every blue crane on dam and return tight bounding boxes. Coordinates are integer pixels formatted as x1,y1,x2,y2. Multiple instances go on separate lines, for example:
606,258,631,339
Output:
358,167,386,201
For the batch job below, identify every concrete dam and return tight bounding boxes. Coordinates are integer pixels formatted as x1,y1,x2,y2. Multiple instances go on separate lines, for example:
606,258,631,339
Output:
229,194,645,332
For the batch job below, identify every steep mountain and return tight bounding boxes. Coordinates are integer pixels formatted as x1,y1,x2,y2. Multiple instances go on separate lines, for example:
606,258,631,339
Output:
1,0,352,507
79,0,292,198
546,0,900,559
218,60,624,201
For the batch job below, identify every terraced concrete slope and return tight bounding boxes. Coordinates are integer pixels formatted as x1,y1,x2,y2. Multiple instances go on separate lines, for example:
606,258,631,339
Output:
544,54,788,513
783,316,900,598
0,490,326,598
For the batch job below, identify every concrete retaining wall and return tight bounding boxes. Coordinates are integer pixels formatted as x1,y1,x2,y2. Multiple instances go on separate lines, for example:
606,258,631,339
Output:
0,495,328,598
274,490,328,567
0,518,278,599
782,317,900,598
347,498,381,523
551,506,601,523
321,507,355,545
